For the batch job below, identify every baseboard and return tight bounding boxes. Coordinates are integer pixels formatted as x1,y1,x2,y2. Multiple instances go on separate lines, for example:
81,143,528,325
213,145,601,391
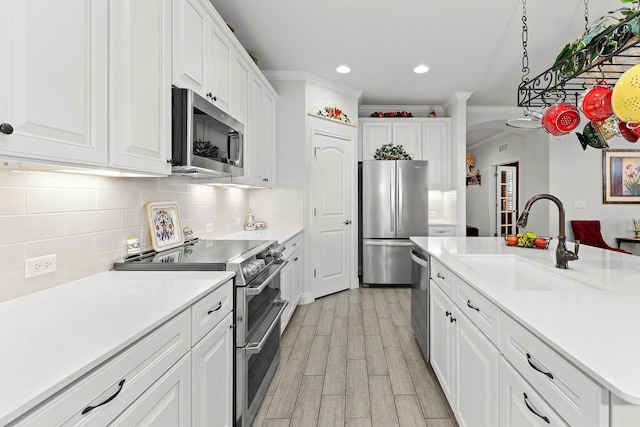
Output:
299,291,314,305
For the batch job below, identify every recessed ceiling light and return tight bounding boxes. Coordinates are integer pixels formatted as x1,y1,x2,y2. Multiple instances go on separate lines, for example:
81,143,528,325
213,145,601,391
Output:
414,65,430,74
336,65,351,74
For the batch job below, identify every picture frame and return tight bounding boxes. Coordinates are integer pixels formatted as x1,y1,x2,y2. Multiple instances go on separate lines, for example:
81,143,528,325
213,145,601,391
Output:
145,201,184,251
602,149,640,204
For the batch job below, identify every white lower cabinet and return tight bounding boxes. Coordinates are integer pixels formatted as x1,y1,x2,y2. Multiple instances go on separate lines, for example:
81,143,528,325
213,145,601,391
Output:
430,280,499,427
500,357,567,427
10,280,234,427
109,353,192,426
192,312,233,427
280,233,303,332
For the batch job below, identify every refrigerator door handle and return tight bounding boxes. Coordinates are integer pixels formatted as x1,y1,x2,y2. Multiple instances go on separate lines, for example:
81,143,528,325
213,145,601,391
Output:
398,166,403,232
390,167,395,233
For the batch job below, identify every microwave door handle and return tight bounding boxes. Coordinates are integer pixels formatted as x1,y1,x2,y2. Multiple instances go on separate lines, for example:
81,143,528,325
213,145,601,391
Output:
245,301,289,355
245,260,288,296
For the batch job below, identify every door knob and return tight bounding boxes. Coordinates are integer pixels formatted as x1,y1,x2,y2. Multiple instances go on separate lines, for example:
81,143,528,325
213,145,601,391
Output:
344,220,352,225
0,123,14,134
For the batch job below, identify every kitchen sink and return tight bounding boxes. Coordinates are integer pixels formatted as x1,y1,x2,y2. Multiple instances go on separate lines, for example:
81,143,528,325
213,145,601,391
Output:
453,254,603,291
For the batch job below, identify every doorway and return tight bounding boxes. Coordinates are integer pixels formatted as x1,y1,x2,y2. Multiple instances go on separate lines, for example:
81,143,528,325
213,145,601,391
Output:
495,162,519,237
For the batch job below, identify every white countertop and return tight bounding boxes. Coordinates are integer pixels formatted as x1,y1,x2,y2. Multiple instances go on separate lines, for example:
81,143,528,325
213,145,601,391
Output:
0,270,234,425
215,227,302,244
411,236,640,404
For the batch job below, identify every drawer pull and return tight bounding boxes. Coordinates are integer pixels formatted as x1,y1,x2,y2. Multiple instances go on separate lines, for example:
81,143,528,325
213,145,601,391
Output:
207,302,223,315
450,316,457,323
82,379,125,415
294,257,299,261
466,300,480,312
527,353,554,379
523,393,550,424
437,272,445,279
445,311,451,317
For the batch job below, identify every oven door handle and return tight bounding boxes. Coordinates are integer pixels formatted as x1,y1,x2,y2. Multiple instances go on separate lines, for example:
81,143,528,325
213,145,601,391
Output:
246,300,289,355
245,260,288,296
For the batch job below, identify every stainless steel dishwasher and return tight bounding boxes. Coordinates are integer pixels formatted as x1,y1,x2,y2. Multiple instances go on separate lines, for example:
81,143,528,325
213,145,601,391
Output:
410,245,430,361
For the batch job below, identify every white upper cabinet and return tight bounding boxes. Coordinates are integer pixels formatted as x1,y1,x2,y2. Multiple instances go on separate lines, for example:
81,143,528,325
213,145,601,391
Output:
0,0,108,166
422,119,451,190
360,118,451,189
361,121,392,160
109,0,172,174
172,0,233,114
172,0,208,95
206,20,233,113
392,122,422,159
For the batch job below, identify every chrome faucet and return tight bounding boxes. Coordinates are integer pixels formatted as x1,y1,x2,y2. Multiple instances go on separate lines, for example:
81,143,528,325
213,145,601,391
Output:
516,194,580,269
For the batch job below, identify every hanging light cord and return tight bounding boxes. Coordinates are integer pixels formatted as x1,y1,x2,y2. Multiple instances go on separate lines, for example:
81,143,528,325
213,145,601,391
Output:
521,0,530,84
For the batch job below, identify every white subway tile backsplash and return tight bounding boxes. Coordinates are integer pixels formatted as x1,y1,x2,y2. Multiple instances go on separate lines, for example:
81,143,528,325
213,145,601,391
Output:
97,189,142,210
0,171,302,303
0,214,66,245
27,188,97,213
65,210,121,235
25,235,96,261
0,188,25,214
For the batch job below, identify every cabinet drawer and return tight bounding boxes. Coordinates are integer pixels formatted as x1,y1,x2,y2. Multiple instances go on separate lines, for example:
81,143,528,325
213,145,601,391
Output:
191,279,233,345
500,357,568,427
431,258,455,299
13,311,191,426
454,278,500,345
282,233,302,260
500,314,608,427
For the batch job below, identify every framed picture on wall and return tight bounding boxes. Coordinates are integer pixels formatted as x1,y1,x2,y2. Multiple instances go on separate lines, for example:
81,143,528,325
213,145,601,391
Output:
603,149,640,204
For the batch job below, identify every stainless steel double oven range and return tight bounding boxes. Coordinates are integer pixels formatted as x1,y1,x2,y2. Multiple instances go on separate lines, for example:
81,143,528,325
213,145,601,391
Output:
114,238,288,427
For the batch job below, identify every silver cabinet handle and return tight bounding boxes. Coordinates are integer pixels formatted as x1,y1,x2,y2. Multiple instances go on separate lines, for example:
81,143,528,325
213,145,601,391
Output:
437,272,445,279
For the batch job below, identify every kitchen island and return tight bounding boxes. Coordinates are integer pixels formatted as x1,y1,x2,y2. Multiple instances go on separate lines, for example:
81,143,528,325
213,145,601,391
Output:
411,236,640,426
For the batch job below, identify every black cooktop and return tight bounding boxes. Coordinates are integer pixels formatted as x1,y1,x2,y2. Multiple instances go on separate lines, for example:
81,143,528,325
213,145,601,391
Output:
113,239,274,271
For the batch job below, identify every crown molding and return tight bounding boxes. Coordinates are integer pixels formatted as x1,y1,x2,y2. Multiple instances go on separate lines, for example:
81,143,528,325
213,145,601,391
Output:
263,70,363,99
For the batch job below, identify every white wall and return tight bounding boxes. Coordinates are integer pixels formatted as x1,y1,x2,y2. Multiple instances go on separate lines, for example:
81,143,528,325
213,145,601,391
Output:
466,130,550,237
0,169,302,302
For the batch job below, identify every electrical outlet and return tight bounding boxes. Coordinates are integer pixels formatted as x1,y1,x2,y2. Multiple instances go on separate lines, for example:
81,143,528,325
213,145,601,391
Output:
574,201,586,209
25,254,57,278
206,223,214,232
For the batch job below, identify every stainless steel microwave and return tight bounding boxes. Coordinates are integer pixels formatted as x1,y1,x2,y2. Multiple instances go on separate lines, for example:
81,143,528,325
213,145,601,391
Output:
171,87,244,178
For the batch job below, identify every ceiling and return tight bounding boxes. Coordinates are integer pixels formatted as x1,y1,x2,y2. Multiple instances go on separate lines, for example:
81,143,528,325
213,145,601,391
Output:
208,0,617,107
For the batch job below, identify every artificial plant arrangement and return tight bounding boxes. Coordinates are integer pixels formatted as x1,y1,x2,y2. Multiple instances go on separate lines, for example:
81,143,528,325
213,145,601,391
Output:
373,143,413,160
553,0,640,77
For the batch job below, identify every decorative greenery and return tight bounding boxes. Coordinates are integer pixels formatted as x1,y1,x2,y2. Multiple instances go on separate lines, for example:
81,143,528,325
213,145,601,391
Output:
553,0,640,77
373,143,413,160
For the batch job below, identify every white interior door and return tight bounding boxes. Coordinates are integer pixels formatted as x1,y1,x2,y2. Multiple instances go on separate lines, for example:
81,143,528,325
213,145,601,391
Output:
496,165,518,236
313,129,353,299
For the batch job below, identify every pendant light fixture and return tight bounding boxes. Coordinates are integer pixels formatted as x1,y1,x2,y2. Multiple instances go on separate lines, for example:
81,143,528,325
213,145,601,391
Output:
506,0,543,129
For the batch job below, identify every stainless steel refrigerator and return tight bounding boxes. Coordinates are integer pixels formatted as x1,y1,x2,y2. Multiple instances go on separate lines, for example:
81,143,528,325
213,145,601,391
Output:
362,160,429,285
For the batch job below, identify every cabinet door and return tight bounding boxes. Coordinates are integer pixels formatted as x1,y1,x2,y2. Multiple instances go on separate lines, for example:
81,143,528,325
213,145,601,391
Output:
261,89,275,187
455,311,499,427
233,56,250,126
109,353,192,427
172,0,208,94
0,0,107,166
206,20,233,113
361,121,392,160
393,122,422,159
430,280,454,402
109,0,171,174
192,313,233,427
292,248,303,307
280,258,294,333
422,121,451,189
499,358,568,427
